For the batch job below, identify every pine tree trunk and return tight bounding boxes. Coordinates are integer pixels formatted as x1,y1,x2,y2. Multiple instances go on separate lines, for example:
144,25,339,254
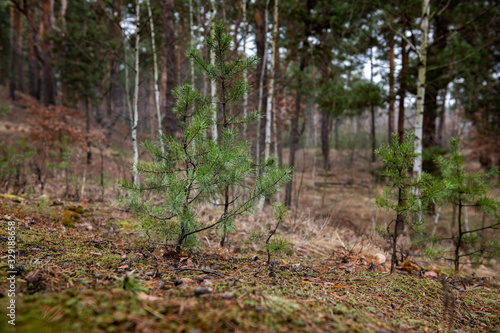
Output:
438,84,448,147
177,6,185,85
189,0,195,87
40,0,56,105
15,2,24,93
413,0,430,181
285,71,304,207
147,0,164,150
104,0,123,140
321,111,330,170
9,2,16,100
164,0,178,135
26,0,39,99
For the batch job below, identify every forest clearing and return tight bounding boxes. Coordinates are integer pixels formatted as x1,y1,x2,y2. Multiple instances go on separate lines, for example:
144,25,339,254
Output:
1,0,500,332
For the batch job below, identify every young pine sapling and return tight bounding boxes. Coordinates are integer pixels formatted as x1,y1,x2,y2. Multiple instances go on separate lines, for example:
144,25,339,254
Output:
121,24,291,252
265,203,290,265
376,132,444,273
436,138,500,274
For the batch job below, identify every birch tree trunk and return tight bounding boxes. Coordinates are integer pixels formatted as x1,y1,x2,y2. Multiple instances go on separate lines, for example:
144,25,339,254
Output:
146,0,164,151
413,0,430,181
256,0,269,164
398,29,408,143
242,0,248,201
132,0,141,186
412,0,430,226
388,37,395,144
258,0,277,210
210,0,217,141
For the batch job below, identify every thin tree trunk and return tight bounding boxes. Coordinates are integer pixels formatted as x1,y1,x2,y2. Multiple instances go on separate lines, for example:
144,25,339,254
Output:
16,2,24,93
59,0,68,27
256,0,269,164
413,0,430,181
132,0,141,186
189,0,195,87
40,0,56,105
334,117,339,150
27,0,39,99
147,0,164,150
177,5,185,85
285,69,304,208
9,2,16,100
321,111,330,170
398,35,408,143
258,0,277,210
370,46,376,162
209,0,217,141
164,0,178,135
388,37,395,144
438,84,448,147
242,0,248,201
85,97,92,164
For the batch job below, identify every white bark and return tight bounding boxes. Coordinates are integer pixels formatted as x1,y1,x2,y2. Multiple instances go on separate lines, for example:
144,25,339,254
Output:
242,0,248,201
132,0,140,186
413,0,430,181
210,0,217,142
412,0,430,224
431,206,442,236
258,0,276,210
146,0,164,152
256,0,270,165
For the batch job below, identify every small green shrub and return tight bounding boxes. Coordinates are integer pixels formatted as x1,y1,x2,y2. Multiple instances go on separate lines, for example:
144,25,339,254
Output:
376,132,444,273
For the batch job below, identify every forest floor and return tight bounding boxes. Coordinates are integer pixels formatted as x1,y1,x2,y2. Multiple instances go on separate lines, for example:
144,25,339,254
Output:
0,195,499,333
1,90,500,332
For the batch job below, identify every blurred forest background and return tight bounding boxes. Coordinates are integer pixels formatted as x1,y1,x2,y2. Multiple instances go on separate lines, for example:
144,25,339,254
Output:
0,0,499,263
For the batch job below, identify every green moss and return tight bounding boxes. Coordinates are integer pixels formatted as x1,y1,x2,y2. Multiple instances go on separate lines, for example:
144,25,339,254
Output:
61,210,80,227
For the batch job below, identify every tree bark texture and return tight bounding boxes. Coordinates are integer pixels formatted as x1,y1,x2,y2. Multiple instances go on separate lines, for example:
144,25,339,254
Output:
164,0,178,135
413,0,430,181
388,37,395,144
41,0,56,105
423,14,450,149
398,35,408,143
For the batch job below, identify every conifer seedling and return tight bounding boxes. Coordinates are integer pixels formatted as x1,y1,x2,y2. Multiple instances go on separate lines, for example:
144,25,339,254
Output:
121,24,291,252
435,138,500,274
376,132,444,273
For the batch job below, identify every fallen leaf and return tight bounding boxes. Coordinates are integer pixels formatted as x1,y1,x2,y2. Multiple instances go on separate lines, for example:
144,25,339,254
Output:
401,260,420,272
137,292,162,302
424,270,438,277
